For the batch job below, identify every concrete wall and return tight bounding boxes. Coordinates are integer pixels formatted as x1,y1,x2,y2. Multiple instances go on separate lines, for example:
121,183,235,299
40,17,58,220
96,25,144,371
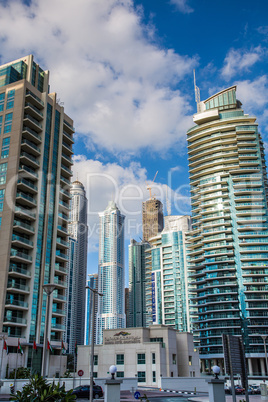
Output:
160,377,209,393
0,376,138,394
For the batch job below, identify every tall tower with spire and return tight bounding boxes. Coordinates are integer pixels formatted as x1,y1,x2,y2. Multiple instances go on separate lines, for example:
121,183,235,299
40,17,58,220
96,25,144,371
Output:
65,180,88,353
96,201,125,344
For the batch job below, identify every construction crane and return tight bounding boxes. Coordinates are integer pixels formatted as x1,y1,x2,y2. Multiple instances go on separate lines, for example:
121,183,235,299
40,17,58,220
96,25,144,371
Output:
146,171,158,200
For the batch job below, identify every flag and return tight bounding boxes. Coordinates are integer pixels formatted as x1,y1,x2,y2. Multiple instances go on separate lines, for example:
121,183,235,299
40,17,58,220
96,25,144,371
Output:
61,340,66,354
75,341,77,355
33,340,37,353
18,339,23,354
3,340,8,355
47,340,53,353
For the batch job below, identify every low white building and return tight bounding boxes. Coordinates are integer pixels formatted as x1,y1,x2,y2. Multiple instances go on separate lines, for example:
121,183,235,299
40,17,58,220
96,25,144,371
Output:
78,325,199,386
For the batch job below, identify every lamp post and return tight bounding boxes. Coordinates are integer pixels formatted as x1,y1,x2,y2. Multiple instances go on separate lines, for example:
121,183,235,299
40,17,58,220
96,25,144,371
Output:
86,286,103,402
259,335,268,375
41,284,56,377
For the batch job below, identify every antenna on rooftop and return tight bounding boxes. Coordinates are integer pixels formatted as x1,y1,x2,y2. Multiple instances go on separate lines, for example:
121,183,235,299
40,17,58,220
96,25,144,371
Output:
193,69,200,112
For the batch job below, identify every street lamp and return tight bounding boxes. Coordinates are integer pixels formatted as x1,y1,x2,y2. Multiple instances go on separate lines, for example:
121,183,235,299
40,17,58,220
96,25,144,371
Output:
85,286,103,402
41,284,56,377
258,335,268,375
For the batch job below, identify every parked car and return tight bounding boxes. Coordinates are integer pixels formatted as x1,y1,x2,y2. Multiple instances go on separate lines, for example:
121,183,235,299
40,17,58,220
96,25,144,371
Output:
71,385,103,399
250,384,261,394
235,385,245,394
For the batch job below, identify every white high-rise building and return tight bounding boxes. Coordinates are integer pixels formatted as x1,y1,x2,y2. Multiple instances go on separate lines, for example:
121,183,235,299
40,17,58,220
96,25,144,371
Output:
66,180,88,353
96,201,126,344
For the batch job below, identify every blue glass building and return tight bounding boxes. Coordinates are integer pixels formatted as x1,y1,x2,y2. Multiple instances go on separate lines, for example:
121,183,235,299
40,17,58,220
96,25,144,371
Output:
96,201,126,344
0,55,74,374
85,273,98,345
187,85,268,375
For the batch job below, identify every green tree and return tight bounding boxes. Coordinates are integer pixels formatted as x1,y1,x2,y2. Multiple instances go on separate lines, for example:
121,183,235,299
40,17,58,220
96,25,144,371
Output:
9,373,76,401
9,367,31,379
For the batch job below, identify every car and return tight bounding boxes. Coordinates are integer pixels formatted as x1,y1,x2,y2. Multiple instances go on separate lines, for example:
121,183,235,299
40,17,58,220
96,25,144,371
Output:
71,385,104,399
250,384,261,394
235,385,245,395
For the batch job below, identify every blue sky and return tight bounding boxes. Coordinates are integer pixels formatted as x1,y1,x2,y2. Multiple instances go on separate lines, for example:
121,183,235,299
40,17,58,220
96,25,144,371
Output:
0,0,267,278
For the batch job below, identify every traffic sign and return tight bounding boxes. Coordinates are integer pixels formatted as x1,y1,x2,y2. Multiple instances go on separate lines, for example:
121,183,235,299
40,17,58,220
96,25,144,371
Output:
78,370,84,377
134,391,141,399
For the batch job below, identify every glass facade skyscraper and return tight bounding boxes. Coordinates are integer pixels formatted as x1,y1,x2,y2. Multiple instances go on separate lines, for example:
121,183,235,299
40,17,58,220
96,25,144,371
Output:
65,180,88,353
96,201,126,344
187,85,268,375
144,215,192,331
0,55,74,374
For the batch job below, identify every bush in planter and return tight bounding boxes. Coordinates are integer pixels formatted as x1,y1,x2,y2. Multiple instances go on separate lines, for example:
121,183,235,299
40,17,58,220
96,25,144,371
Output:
9,373,76,401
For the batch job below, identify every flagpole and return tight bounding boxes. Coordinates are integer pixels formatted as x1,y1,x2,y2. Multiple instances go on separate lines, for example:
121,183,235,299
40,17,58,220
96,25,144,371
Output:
14,339,19,393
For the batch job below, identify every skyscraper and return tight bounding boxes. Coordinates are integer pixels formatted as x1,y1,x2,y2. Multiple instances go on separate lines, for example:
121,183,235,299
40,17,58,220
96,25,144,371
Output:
96,201,126,344
144,215,192,331
65,180,88,353
128,239,149,327
85,273,98,345
142,198,164,242
0,55,74,374
188,85,268,375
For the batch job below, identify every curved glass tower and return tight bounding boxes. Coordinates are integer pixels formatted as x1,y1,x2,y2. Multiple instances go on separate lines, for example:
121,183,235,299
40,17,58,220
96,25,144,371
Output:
187,86,268,375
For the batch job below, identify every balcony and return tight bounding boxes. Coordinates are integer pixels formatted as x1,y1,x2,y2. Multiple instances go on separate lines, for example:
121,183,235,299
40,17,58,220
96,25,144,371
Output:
55,264,68,274
10,248,32,264
20,152,40,168
56,237,69,249
15,206,36,220
21,139,41,156
63,119,75,133
53,293,67,302
16,191,37,207
22,126,41,144
5,298,28,310
57,225,68,236
60,176,71,187
60,188,71,200
17,178,38,194
25,90,44,108
23,114,42,132
58,212,68,222
9,263,31,278
61,153,73,165
3,316,27,326
61,164,73,177
19,164,38,180
13,219,35,235
58,199,69,211
51,322,65,331
55,250,68,263
62,141,73,155
12,234,33,249
6,281,30,294
24,102,43,121
63,130,74,144
52,308,65,317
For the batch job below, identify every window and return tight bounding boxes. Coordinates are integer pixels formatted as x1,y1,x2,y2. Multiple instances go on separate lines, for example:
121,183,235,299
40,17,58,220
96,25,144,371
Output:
189,356,192,366
137,372,146,383
0,93,4,112
152,353,155,364
1,137,10,159
172,354,176,364
4,113,12,134
116,354,124,365
0,162,7,184
0,189,4,211
117,371,124,378
0,217,2,228
93,372,97,378
0,116,2,134
152,371,156,382
93,355,98,365
137,354,145,364
6,90,15,109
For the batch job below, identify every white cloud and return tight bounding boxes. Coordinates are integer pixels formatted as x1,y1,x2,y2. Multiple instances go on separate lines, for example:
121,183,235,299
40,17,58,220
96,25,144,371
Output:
72,156,191,251
0,0,197,153
169,0,193,14
221,46,266,80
